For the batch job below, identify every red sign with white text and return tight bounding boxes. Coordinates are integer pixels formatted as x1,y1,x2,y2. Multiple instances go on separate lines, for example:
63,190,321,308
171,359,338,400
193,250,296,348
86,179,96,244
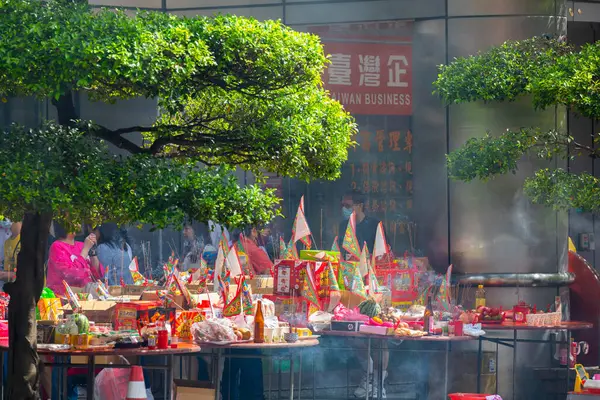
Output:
322,41,412,116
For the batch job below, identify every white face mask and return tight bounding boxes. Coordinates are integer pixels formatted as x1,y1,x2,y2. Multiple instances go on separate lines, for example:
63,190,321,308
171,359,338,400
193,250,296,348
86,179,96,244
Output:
342,207,353,220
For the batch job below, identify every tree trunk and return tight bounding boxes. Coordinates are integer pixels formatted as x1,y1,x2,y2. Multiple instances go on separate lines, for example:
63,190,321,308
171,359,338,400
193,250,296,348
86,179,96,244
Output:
4,212,52,400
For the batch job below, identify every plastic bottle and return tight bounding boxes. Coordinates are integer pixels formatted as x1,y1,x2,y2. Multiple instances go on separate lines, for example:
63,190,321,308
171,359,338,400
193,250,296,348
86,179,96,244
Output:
570,338,578,368
475,285,486,308
148,334,157,350
254,300,265,343
157,322,169,349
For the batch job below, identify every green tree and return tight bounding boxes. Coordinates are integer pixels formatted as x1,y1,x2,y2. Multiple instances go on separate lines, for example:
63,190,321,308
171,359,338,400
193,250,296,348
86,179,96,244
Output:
0,1,356,398
434,36,600,213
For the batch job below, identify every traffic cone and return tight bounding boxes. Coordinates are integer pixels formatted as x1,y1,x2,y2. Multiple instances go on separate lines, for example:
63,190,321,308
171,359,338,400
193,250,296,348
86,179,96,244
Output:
126,366,147,400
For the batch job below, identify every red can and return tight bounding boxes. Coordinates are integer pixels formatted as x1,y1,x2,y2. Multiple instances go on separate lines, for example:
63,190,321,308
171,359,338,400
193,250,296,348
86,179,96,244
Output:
158,329,169,350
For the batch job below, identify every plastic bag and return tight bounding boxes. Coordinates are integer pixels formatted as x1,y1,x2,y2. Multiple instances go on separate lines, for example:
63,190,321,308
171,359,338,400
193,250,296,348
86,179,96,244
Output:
94,368,153,400
264,316,279,329
94,368,130,400
332,304,369,322
308,311,333,324
37,298,61,321
191,318,237,343
36,288,56,320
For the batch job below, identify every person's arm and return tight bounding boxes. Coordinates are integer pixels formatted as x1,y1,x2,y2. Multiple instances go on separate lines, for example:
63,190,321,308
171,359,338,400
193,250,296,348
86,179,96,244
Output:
82,234,103,279
48,242,90,286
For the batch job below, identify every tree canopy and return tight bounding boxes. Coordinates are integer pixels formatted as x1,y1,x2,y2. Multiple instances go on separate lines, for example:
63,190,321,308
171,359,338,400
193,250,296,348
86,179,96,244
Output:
434,36,600,213
0,0,357,228
0,2,357,398
0,123,281,230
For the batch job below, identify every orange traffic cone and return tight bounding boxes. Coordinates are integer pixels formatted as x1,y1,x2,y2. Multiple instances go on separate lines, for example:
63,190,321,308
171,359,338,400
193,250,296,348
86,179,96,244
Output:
126,366,147,400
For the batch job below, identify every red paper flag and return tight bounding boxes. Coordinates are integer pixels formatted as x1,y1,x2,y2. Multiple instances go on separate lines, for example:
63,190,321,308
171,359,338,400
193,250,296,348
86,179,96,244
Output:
223,284,243,317
342,212,360,261
302,265,320,307
292,196,312,248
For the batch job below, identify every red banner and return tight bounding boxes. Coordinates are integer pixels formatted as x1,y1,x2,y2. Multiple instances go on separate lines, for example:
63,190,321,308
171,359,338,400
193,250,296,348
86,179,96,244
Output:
322,41,412,116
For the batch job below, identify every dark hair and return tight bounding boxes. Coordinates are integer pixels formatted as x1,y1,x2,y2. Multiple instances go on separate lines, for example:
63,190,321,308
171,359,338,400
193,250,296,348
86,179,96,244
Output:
231,226,262,243
97,223,131,250
53,222,67,240
345,190,366,206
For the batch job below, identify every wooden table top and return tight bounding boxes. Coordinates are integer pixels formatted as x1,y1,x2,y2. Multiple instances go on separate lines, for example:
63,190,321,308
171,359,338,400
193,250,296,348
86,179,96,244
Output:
481,321,593,331
321,330,475,341
198,339,320,349
0,338,318,354
0,339,202,356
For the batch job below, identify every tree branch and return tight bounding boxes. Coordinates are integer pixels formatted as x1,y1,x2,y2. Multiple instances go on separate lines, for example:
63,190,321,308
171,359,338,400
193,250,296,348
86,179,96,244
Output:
90,125,146,154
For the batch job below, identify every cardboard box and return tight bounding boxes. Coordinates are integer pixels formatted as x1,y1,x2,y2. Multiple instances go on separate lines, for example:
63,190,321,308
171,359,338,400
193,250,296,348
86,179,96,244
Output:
190,292,220,306
141,307,176,329
359,324,393,336
249,276,273,295
141,291,186,309
300,250,341,263
123,285,160,296
375,268,419,305
113,301,160,331
62,301,117,324
273,260,303,295
339,291,366,309
262,294,310,321
108,286,122,296
174,380,215,400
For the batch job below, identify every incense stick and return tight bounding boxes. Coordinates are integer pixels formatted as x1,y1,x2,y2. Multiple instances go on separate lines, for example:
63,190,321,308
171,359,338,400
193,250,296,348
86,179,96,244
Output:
204,285,215,319
320,208,323,250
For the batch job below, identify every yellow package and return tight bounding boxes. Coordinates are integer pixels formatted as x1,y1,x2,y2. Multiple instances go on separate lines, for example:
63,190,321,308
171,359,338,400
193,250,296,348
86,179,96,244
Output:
38,298,61,321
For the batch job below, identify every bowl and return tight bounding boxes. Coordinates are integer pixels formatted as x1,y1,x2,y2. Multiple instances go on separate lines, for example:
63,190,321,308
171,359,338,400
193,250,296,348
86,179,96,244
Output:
284,332,298,343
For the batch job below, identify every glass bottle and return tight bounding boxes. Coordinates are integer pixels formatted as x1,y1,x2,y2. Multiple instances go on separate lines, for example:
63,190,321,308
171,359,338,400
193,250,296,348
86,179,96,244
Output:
424,294,434,334
254,300,265,343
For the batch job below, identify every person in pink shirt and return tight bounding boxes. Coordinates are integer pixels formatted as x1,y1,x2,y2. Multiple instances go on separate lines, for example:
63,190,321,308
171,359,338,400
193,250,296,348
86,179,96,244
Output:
46,224,103,296
238,227,273,275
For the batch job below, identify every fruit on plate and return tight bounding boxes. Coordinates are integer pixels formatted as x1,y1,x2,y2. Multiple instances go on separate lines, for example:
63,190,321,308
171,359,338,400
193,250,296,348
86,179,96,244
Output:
358,297,381,318
395,327,427,337
479,307,504,321
377,307,401,324
233,327,251,341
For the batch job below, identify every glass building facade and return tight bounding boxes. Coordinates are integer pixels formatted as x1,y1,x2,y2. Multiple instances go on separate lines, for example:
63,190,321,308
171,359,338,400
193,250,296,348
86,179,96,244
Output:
5,1,600,397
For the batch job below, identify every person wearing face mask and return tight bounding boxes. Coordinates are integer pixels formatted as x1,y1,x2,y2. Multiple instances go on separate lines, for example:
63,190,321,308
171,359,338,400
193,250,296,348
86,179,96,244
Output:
338,192,389,397
338,191,381,256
